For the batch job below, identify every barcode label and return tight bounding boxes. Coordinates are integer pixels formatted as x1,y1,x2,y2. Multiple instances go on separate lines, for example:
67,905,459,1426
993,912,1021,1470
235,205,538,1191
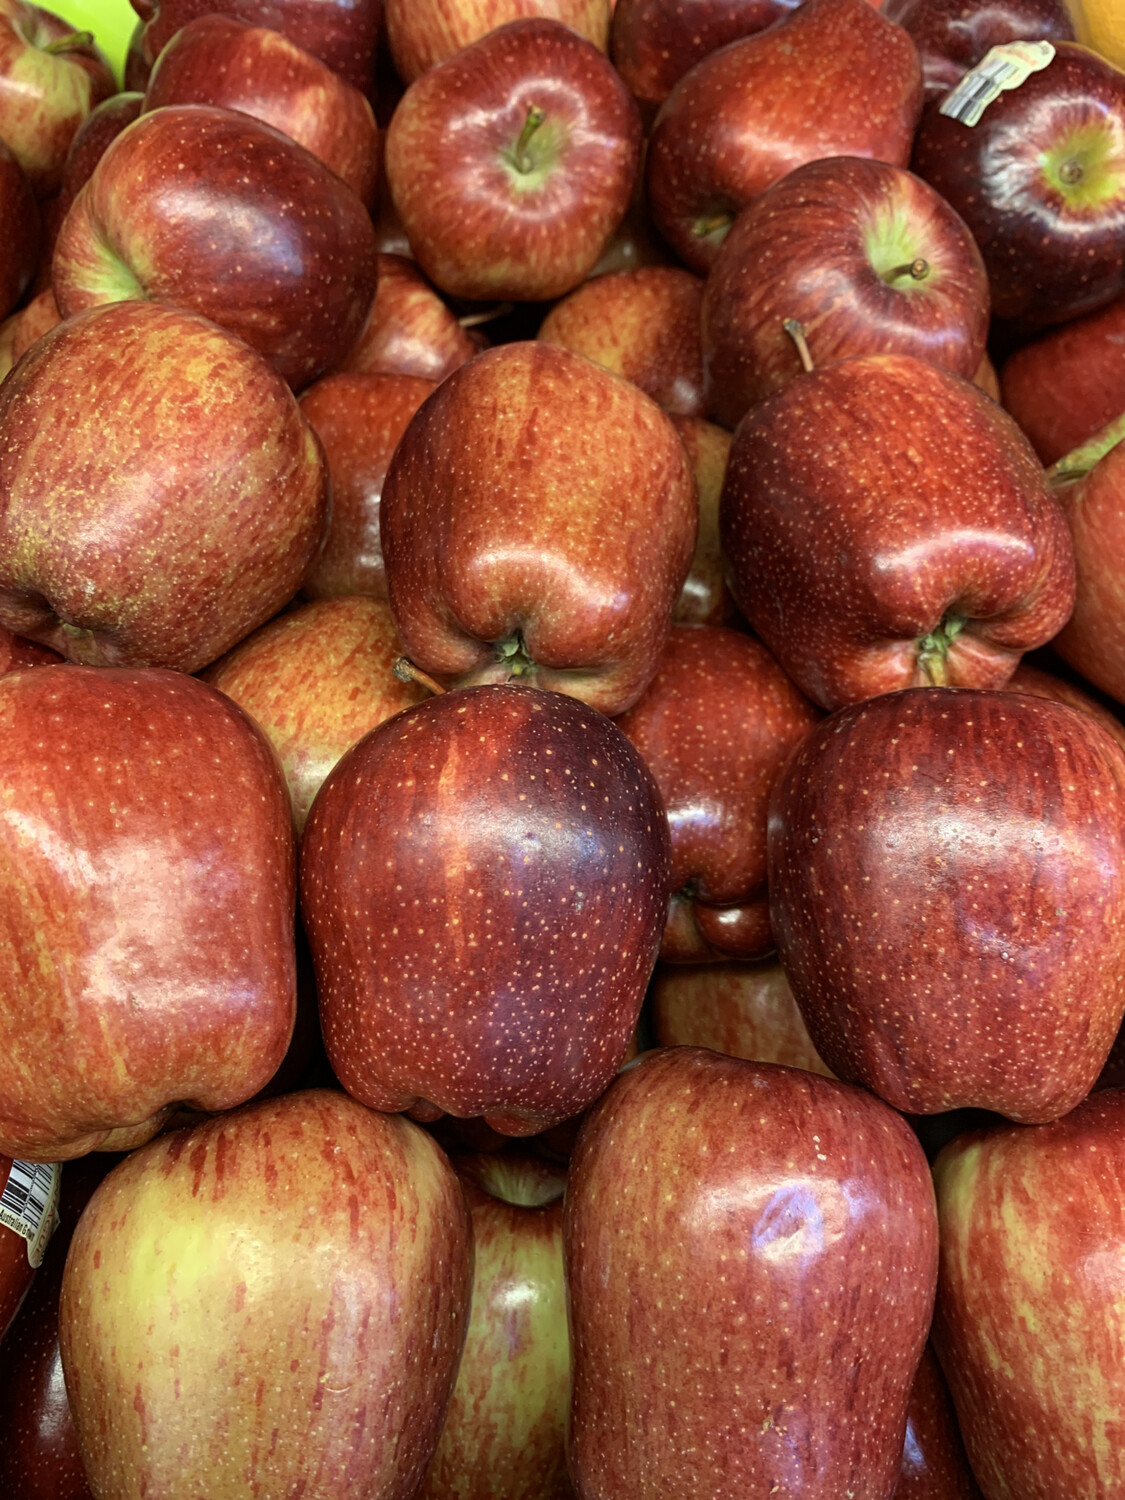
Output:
939,41,1056,127
0,1159,61,1267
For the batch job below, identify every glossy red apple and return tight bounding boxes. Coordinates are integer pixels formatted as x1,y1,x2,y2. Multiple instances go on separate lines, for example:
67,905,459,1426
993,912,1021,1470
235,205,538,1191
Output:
0,138,38,317
896,1345,983,1499
931,1091,1125,1498
385,19,641,302
52,103,379,390
719,353,1076,709
0,300,327,671
565,1046,940,1498
768,686,1125,1121
644,0,923,272
142,15,379,204
385,0,611,83
0,665,297,1161
300,683,671,1136
883,0,1075,99
1007,658,1125,752
59,1089,474,1500
701,156,991,428
0,1155,56,1345
298,370,436,602
0,284,57,378
335,253,482,383
537,265,705,416
615,624,820,962
380,341,697,717
670,414,737,626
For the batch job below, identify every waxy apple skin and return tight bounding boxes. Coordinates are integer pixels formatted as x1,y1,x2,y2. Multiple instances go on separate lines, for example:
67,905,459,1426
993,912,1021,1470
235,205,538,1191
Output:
932,1091,1125,1498
59,1089,474,1500
768,687,1125,1122
719,354,1076,710
380,341,697,717
0,666,297,1162
300,684,671,1136
883,0,1075,100
386,0,611,83
565,1046,939,1499
896,1345,982,1499
335,253,481,384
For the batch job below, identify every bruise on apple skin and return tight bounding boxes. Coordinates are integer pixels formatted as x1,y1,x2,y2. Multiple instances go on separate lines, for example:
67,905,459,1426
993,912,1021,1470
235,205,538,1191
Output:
300,683,671,1137
768,687,1125,1123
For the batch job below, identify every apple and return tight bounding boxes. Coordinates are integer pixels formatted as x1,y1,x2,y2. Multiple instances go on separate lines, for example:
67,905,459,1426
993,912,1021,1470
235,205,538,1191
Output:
911,43,1125,326
204,596,429,834
896,1345,982,1499
420,1149,571,1500
1000,290,1125,465
1,1154,58,1345
0,138,38,318
0,300,327,672
0,665,298,1161
0,284,57,372
300,682,671,1136
719,353,1076,710
565,1046,939,1497
384,19,642,302
768,685,1125,1122
385,0,611,83
931,1090,1125,1497
141,15,379,205
1007,658,1125,753
298,370,437,602
52,88,142,221
335,253,483,384
882,0,1075,99
380,341,697,717
701,155,991,429
615,623,820,962
0,0,114,197
643,0,923,273
0,623,60,672
537,265,705,417
669,415,737,626
52,102,379,391
59,1089,474,1500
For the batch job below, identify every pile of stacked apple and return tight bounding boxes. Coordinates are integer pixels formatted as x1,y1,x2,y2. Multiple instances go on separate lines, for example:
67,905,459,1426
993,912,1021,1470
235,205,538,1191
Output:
2,0,1125,1494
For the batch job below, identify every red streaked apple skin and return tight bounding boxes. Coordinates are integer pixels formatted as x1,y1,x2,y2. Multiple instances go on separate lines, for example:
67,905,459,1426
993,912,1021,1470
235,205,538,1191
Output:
670,415,736,626
59,1090,474,1500
931,1092,1125,1498
768,687,1125,1122
335,253,481,384
719,354,1076,711
0,666,297,1162
565,1046,939,1499
300,684,671,1137
385,0,611,83
379,341,697,718
896,1345,983,1500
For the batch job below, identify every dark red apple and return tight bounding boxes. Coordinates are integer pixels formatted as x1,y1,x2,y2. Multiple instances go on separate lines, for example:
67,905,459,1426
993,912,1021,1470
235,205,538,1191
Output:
615,624,820,962
300,683,671,1136
896,1345,983,1499
701,155,991,428
720,353,1076,709
768,686,1125,1121
52,89,143,225
385,0,611,83
0,665,297,1161
911,43,1125,325
1007,658,1125,753
335,253,483,383
379,341,697,718
670,414,737,626
0,1156,57,1345
0,623,60,673
537,265,705,416
385,19,641,302
644,0,923,273
0,284,57,378
565,1046,940,1497
883,0,1075,99
0,137,38,318
52,103,379,390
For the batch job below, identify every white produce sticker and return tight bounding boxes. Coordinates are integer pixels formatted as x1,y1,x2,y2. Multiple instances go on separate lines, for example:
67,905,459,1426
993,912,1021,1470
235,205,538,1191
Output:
939,40,1057,127
0,1159,61,1267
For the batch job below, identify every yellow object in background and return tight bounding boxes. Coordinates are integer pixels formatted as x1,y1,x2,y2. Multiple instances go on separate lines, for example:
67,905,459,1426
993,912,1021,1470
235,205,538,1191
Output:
46,0,137,85
1068,0,1125,70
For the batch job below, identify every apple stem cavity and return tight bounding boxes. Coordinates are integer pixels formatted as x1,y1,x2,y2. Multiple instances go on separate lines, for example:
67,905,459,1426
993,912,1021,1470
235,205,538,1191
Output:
917,615,967,685
511,106,547,175
692,212,733,244
783,319,816,374
393,657,446,696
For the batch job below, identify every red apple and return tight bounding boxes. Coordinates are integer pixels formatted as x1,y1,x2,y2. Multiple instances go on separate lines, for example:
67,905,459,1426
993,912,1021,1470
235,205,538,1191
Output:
142,15,379,205
883,0,1075,99
719,353,1076,709
669,414,737,626
300,683,671,1136
0,1155,58,1345
335,253,483,383
616,623,820,962
52,103,379,390
0,300,327,671
380,341,697,717
0,623,60,672
51,89,143,232
0,665,297,1161
701,155,991,429
768,686,1125,1121
1007,658,1125,753
0,283,57,370
384,19,641,302
565,1046,940,1497
537,265,705,417
298,370,437,601
643,0,923,273
0,137,38,317
931,1091,1125,1498
204,596,429,833
896,1345,983,1499
385,0,611,83
59,1089,474,1500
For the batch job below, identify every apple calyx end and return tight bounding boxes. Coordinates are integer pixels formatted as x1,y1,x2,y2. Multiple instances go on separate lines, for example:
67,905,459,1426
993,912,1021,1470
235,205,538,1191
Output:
917,615,967,685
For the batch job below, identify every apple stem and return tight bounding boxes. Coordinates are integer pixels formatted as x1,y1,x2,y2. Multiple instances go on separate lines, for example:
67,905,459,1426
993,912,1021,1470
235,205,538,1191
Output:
783,320,815,374
1060,160,1084,185
513,106,546,174
459,303,514,330
917,616,967,685
44,28,95,52
393,657,445,696
888,258,931,283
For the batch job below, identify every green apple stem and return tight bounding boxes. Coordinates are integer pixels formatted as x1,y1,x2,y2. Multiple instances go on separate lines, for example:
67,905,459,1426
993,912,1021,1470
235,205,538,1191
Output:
783,319,815,374
887,258,931,283
693,212,733,240
393,658,445,696
917,616,967,685
512,106,546,174
44,29,95,52
1049,408,1125,487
